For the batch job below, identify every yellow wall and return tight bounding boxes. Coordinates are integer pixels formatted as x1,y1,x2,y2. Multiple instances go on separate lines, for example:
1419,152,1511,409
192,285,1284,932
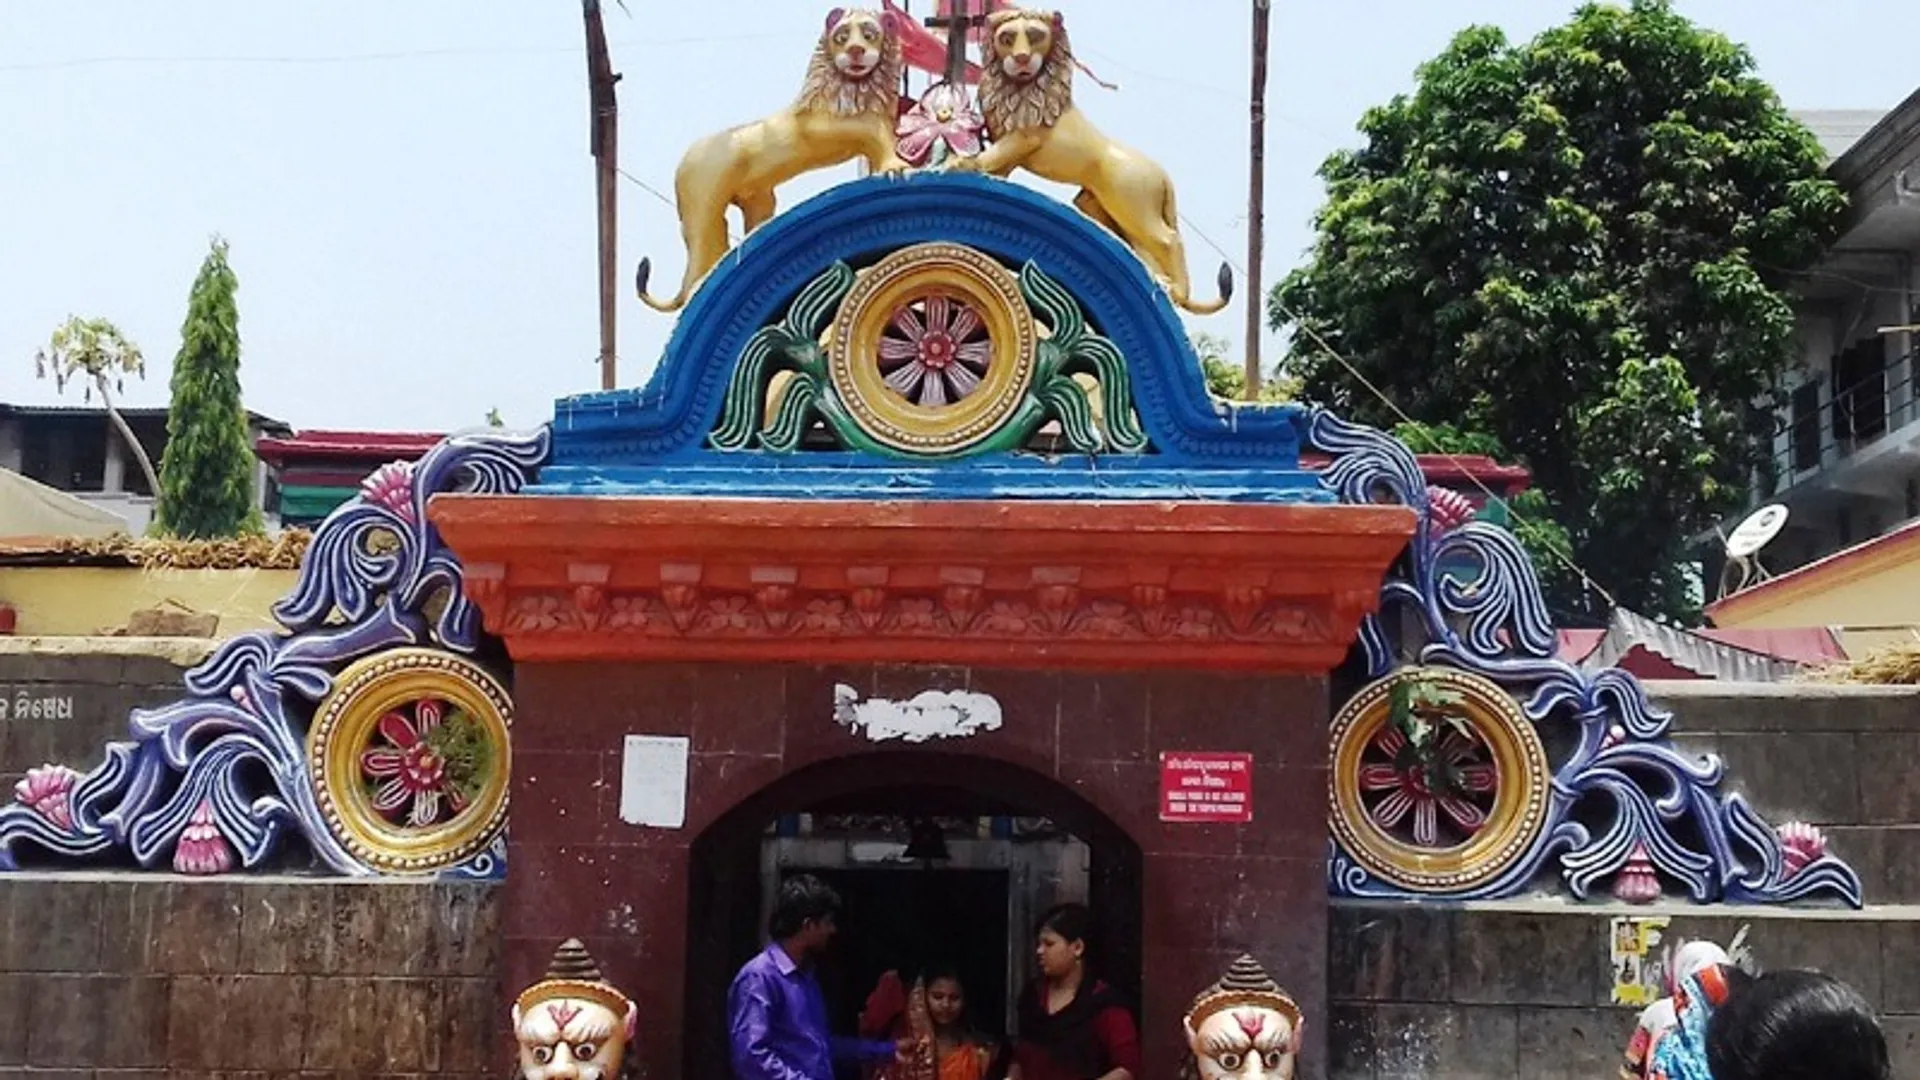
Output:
0,566,297,637
1710,540,1920,657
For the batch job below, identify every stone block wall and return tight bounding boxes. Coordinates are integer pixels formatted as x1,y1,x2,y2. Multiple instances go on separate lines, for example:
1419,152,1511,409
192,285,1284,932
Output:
0,877,500,1079
1328,901,1920,1080
1,648,1916,1079
1649,681,1920,902
0,642,211,805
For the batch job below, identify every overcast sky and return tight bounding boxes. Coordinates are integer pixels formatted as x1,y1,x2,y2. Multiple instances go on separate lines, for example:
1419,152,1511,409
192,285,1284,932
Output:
2,1,1915,432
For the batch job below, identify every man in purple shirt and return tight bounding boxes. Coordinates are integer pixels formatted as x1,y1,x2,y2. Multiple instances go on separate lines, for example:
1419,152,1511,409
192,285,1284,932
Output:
730,874,911,1080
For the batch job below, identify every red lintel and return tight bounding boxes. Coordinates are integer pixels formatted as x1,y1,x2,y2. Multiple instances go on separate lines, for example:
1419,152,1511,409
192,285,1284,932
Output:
429,495,1416,673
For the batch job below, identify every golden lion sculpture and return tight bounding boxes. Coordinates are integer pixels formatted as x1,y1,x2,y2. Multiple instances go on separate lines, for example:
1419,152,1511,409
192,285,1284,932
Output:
957,8,1230,315
638,9,909,313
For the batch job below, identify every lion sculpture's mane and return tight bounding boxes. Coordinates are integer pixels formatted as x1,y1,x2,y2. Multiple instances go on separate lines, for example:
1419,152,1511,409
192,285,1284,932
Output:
978,11,1075,136
797,14,904,119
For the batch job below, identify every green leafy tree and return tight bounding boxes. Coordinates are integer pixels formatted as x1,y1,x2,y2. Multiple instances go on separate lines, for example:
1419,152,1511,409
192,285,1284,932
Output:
154,238,261,538
34,317,161,496
1271,0,1844,622
1193,333,1299,402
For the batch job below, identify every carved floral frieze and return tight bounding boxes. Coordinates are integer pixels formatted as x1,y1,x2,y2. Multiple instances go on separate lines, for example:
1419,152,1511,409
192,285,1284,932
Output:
486,579,1336,646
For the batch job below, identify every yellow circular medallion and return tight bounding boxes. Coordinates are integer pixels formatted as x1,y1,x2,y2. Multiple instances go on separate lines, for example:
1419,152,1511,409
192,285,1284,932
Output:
1329,667,1549,893
308,647,513,874
829,242,1036,455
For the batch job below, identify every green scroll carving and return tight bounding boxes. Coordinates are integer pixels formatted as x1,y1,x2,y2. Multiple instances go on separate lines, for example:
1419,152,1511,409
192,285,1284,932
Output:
709,259,1148,458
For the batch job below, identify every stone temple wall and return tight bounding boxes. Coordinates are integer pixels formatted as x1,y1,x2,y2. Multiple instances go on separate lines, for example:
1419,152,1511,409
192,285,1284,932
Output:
1330,681,1920,1080
1328,902,1920,1080
0,641,211,806
1647,681,1920,903
0,644,502,1078
0,877,496,1078
0,647,1915,1078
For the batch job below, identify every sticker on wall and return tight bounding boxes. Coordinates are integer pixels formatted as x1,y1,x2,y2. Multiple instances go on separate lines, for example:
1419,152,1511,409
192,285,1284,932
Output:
1609,915,1671,1007
1159,752,1253,823
832,684,1004,743
620,734,691,829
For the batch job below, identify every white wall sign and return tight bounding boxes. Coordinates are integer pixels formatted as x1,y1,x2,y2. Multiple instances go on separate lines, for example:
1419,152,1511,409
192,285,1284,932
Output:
832,683,1004,743
620,735,691,829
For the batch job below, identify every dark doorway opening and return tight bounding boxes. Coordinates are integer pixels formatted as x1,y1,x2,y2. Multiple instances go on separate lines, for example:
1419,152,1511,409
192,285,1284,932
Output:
684,754,1142,1080
788,867,1012,1052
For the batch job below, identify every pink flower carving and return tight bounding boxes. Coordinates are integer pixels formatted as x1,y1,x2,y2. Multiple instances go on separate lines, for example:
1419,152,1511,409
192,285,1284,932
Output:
879,294,991,408
1359,725,1496,847
360,699,470,827
14,764,79,831
803,597,851,633
892,597,940,633
978,601,1038,635
360,461,417,523
1427,485,1477,534
701,595,757,633
1612,843,1662,904
173,800,235,875
1072,601,1136,639
1778,821,1828,878
895,83,984,167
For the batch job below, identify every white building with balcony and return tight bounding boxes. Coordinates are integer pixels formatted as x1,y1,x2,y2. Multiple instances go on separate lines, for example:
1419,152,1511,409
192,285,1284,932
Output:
1742,93,1920,573
0,404,290,535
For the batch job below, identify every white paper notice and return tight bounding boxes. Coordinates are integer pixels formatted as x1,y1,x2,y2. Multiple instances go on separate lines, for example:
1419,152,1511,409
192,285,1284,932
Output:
620,735,690,829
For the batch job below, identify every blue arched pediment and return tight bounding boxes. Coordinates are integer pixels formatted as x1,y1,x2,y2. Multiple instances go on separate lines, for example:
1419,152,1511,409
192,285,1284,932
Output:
540,173,1326,503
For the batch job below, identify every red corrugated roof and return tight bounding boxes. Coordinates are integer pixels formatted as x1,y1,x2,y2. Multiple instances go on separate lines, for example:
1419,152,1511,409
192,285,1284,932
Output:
1697,627,1849,665
1300,452,1533,494
255,430,444,467
1557,625,1846,668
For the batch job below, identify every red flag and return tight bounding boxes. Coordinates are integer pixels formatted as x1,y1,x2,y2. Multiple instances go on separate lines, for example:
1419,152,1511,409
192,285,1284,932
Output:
883,0,985,84
881,0,1116,89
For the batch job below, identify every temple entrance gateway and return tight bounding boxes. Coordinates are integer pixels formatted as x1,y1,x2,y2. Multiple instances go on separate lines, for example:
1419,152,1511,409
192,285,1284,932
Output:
685,754,1146,1080
434,164,1419,1080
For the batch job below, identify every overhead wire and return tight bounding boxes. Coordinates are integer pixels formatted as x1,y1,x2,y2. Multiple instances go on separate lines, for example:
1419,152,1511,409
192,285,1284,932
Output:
1175,211,1621,610
0,33,792,73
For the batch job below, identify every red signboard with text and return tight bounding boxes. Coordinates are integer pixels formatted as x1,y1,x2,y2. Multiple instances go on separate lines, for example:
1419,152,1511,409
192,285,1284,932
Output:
1158,752,1253,823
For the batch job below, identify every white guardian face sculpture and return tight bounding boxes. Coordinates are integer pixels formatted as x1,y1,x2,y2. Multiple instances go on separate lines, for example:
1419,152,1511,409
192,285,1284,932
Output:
512,939,640,1080
1182,955,1303,1080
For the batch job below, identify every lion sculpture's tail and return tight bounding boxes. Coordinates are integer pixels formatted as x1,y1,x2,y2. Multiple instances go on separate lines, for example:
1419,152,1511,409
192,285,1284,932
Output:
636,257,691,314
1163,184,1233,316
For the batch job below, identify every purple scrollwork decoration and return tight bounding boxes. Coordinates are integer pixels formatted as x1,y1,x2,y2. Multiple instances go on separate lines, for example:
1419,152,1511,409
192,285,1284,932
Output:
1307,407,1863,907
0,428,552,878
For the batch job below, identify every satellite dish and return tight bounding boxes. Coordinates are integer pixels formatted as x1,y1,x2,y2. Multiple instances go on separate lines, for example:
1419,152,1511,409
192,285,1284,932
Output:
1718,504,1789,600
1726,504,1789,558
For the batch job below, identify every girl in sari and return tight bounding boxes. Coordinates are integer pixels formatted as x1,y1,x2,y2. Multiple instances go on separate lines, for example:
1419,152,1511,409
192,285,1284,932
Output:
862,966,999,1080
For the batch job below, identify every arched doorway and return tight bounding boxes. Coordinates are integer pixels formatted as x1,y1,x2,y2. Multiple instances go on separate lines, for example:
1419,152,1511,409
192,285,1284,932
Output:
685,752,1145,1080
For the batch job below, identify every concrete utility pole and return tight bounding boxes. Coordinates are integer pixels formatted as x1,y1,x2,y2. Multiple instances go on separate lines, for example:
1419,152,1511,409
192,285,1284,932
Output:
584,0,622,391
1245,0,1272,399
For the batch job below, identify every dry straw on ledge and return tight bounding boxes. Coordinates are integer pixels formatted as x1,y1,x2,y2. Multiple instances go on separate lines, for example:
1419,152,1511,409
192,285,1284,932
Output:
1801,642,1920,686
41,530,313,571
